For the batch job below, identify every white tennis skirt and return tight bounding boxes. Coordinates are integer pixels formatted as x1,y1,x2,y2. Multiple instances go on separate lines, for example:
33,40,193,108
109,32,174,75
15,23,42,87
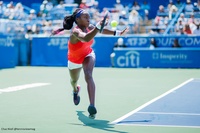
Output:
68,51,95,70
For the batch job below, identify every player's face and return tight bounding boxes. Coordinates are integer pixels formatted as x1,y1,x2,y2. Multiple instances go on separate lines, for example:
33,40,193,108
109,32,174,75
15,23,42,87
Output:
79,13,90,27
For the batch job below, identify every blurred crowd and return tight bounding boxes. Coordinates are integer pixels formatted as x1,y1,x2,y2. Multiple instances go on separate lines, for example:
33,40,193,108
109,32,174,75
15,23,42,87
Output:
148,0,200,35
1,0,200,38
0,0,151,38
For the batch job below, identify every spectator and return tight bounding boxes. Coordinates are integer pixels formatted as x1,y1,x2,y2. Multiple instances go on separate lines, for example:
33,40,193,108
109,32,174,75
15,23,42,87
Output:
14,2,25,20
114,37,126,48
32,24,42,34
158,5,165,14
89,0,99,10
167,0,174,11
175,0,183,8
140,1,150,22
56,0,65,8
193,2,200,12
141,0,150,11
188,12,195,24
110,38,126,67
131,1,140,11
177,26,186,35
42,20,53,35
79,0,89,9
169,5,178,19
40,0,53,17
128,10,140,33
149,38,157,49
151,16,166,34
4,3,15,19
189,21,198,33
157,5,168,17
175,18,185,32
0,1,6,18
8,1,15,9
172,38,181,48
178,13,187,25
114,0,124,12
28,9,37,20
184,23,192,34
87,1,100,24
185,0,194,13
193,22,200,34
193,26,200,34
119,10,129,26
25,25,33,39
143,9,149,23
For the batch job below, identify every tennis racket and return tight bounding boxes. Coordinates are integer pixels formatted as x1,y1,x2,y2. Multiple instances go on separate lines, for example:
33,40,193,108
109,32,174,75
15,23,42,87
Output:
99,12,108,33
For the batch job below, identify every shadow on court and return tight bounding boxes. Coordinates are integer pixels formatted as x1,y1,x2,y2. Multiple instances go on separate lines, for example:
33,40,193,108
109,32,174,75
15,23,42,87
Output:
74,111,128,133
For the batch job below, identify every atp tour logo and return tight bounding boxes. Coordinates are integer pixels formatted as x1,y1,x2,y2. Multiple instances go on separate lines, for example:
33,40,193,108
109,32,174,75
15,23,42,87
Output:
116,51,140,67
48,38,68,49
127,37,148,46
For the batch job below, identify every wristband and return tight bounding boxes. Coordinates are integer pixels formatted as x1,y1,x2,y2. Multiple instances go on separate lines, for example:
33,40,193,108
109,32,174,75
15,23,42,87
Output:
95,22,101,30
114,30,121,36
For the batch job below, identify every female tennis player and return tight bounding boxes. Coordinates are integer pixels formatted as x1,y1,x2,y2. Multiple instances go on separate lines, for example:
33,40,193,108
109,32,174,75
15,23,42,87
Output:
52,8,128,119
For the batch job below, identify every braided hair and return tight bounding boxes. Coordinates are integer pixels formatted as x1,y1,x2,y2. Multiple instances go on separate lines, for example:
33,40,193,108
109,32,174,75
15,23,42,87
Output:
51,8,83,35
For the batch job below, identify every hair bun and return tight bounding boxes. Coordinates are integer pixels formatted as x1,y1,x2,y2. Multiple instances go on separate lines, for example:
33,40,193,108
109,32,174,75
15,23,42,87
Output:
63,15,75,30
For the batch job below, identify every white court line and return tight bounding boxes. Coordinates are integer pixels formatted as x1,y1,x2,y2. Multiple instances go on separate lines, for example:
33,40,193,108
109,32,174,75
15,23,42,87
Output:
111,78,194,124
117,123,200,129
0,83,50,93
137,112,200,116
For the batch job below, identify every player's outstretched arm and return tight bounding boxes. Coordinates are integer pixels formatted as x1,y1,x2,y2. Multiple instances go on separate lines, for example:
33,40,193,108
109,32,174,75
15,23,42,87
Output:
101,27,129,36
71,19,109,43
71,26,99,42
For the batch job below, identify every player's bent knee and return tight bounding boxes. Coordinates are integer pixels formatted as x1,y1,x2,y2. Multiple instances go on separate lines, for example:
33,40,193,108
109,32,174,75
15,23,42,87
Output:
70,79,78,84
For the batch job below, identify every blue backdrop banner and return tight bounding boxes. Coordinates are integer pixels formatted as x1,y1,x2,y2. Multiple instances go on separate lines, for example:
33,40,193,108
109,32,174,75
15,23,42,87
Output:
0,34,16,68
31,35,200,68
31,37,69,66
113,48,200,68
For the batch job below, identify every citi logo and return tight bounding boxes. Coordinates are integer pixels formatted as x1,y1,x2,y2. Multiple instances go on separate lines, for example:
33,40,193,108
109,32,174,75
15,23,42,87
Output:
117,51,140,67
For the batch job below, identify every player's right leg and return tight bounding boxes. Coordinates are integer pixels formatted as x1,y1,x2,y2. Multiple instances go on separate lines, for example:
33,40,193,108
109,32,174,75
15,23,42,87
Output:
69,68,82,105
68,61,82,105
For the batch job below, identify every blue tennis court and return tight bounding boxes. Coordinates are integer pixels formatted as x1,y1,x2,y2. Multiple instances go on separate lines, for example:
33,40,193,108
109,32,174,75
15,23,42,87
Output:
112,78,200,128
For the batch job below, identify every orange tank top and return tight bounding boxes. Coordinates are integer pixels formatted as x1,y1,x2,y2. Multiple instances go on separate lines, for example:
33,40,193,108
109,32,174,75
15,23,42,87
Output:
68,28,94,64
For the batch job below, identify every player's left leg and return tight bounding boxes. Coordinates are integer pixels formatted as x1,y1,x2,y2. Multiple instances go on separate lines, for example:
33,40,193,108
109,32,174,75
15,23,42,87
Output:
83,56,96,106
82,56,97,118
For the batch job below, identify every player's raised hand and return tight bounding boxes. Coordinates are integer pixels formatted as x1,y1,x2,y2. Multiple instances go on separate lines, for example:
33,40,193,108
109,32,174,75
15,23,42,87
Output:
120,27,129,36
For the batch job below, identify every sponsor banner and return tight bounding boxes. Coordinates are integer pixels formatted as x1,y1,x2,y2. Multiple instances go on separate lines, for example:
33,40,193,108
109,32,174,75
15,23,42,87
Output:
113,48,200,68
155,36,200,47
31,37,69,66
0,35,16,68
123,36,150,47
31,35,200,67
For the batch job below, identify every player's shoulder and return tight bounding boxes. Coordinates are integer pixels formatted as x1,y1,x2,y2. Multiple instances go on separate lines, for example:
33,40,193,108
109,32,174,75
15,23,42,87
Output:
72,26,80,32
